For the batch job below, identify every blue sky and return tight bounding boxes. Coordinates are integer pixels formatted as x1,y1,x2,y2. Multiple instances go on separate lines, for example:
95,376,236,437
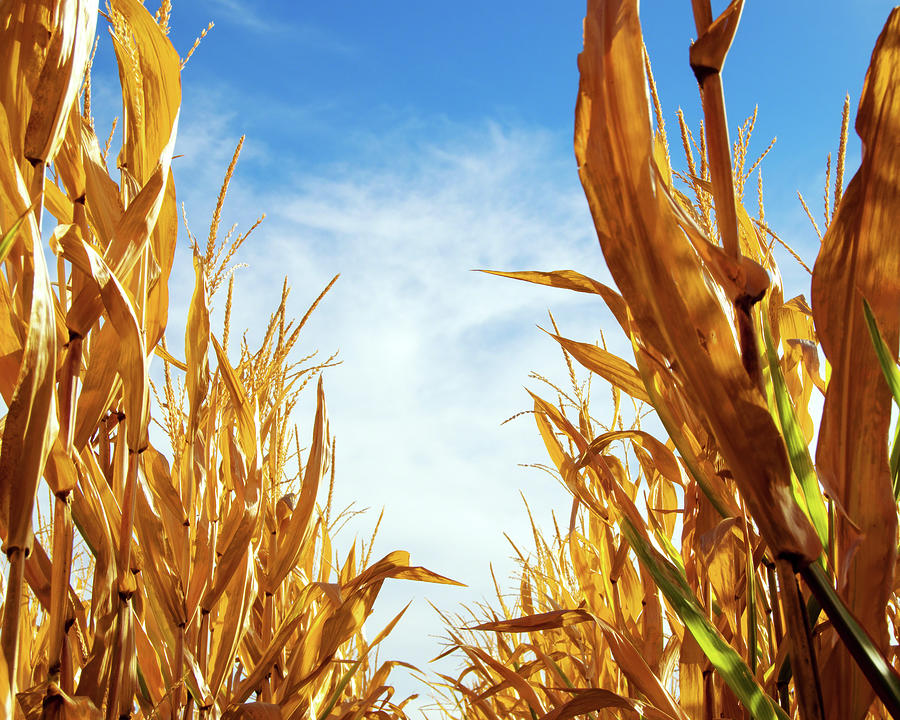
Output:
90,1,897,714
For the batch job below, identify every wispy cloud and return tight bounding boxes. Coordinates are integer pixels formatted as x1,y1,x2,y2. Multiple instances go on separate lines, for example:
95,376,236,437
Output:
187,119,627,712
164,89,625,713
204,0,356,55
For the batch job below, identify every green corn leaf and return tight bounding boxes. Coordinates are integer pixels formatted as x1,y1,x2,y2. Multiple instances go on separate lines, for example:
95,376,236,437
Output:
762,314,830,549
801,562,900,717
0,204,35,265
631,337,736,519
316,660,361,720
862,298,900,498
647,507,686,575
746,528,758,674
863,298,900,404
619,516,789,720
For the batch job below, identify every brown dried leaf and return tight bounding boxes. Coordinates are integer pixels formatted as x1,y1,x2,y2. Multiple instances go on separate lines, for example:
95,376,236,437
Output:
811,8,900,717
108,0,181,185
0,209,58,554
266,376,327,593
60,231,149,451
539,688,679,720
550,334,650,404
22,0,98,164
472,609,593,633
576,0,819,562
479,269,630,334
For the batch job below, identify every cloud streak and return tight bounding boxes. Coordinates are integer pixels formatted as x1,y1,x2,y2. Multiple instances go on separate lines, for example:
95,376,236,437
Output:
223,121,623,710
168,112,624,713
204,0,356,55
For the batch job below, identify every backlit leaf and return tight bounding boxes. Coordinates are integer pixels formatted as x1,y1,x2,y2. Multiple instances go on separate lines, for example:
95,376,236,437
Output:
811,9,900,716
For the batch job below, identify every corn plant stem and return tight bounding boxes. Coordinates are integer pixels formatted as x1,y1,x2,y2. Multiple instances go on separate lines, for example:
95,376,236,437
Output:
762,584,775,667
105,599,131,720
1,548,25,696
690,0,713,30
60,632,74,694
139,241,148,333
174,624,185,715
689,2,763,387
198,610,210,677
742,514,757,674
827,499,835,571
57,255,67,315
263,592,275,702
800,562,900,718
702,668,714,720
106,449,140,719
1,159,48,699
698,76,740,260
59,336,83,455
775,559,825,720
100,416,112,481
763,558,789,711
891,422,900,500
181,694,194,720
118,451,139,575
47,494,75,680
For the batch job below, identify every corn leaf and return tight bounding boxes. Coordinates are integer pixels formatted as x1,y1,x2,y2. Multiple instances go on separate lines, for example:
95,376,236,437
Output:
550,333,650,404
478,269,630,333
862,298,900,406
810,10,900,716
0,203,33,265
0,207,58,554
801,562,900,717
576,0,819,562
60,230,149,451
762,314,829,548
22,0,98,164
537,688,678,720
619,515,788,720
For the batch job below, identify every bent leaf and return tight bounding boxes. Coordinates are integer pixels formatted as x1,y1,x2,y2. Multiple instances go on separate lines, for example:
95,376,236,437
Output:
550,334,650,404
480,269,629,333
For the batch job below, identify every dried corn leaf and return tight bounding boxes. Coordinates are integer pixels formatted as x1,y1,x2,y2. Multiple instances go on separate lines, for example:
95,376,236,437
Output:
208,550,255,698
108,0,180,185
17,680,102,720
811,9,900,717
134,480,187,630
60,230,149,451
78,117,124,247
479,269,629,334
0,207,58,554
266,376,327,593
576,0,819,562
538,688,678,720
618,512,788,720
762,318,829,548
345,551,462,593
594,616,690,720
22,0,98,164
72,322,122,451
459,645,545,717
550,334,649,404
211,335,257,465
186,250,210,433
472,609,593,633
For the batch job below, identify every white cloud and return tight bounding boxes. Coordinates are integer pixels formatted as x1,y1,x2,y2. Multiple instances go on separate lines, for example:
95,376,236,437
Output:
202,0,356,55
194,120,627,713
